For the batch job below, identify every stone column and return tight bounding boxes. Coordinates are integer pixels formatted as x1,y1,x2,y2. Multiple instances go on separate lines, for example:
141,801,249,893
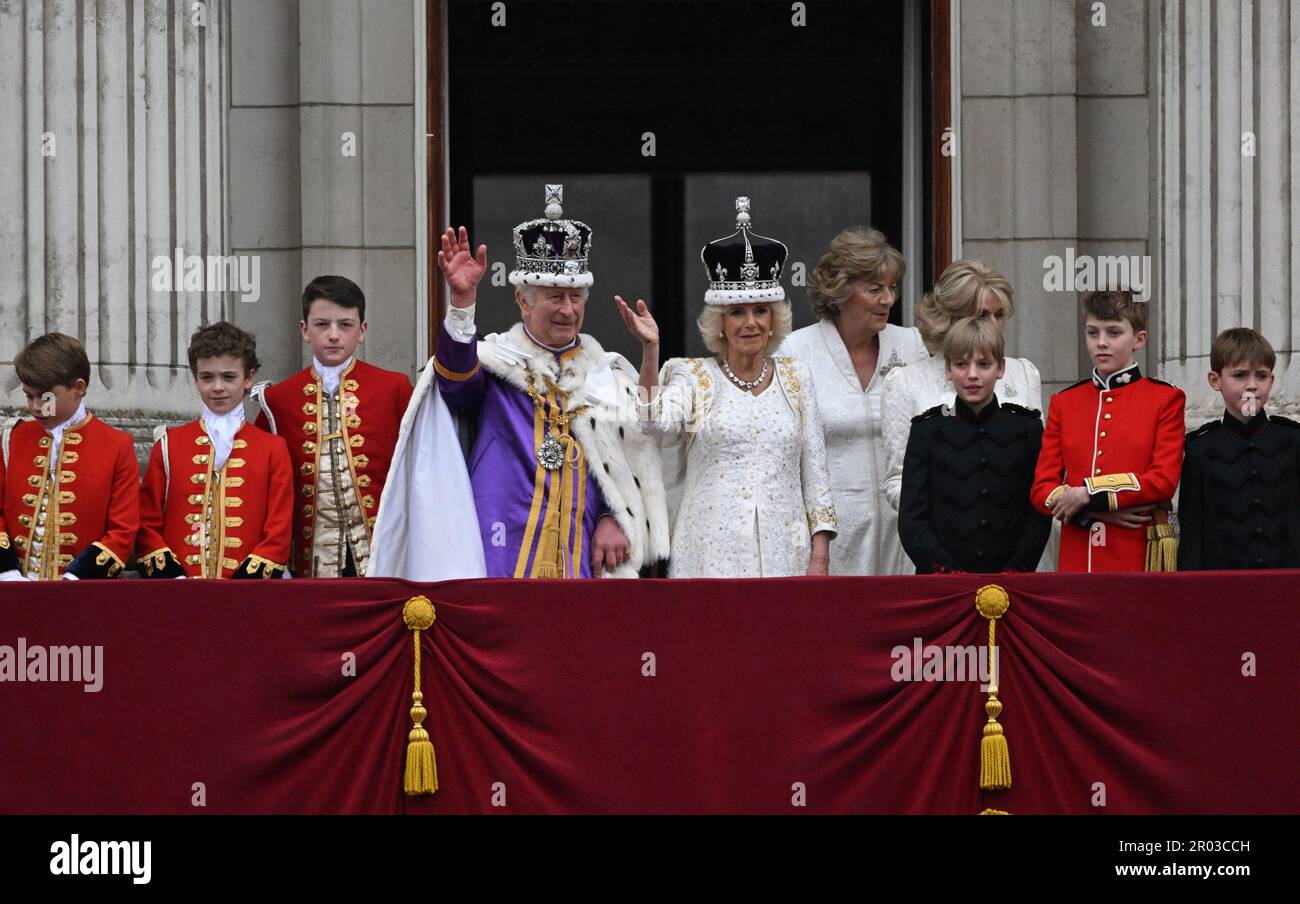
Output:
226,0,422,385
1155,0,1300,421
0,0,228,450
958,0,1082,398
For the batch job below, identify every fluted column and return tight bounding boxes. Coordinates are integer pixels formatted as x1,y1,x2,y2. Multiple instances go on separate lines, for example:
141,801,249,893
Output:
1156,0,1300,419
0,0,227,447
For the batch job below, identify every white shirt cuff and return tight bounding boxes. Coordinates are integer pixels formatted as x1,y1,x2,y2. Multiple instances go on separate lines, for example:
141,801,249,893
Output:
445,304,477,344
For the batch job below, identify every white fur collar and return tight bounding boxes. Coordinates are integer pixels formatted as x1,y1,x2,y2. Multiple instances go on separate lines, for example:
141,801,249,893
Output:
478,322,621,409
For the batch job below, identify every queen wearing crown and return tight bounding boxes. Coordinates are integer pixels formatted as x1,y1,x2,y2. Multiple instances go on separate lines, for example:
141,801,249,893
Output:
617,197,837,577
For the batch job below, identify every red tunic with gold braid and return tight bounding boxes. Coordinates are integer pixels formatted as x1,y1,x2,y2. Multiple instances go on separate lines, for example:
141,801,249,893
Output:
1030,363,1186,573
254,359,412,577
0,414,139,580
136,420,293,579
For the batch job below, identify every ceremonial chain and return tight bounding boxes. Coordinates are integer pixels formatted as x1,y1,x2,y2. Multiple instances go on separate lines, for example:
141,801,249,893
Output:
719,356,769,390
524,370,589,471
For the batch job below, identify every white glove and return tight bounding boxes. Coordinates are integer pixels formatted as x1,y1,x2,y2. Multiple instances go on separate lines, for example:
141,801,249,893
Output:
0,570,30,582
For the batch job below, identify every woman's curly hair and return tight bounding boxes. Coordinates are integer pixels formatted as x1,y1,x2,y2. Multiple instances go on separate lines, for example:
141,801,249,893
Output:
806,227,906,320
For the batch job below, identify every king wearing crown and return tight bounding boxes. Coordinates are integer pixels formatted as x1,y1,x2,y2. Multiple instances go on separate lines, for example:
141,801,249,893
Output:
371,186,669,579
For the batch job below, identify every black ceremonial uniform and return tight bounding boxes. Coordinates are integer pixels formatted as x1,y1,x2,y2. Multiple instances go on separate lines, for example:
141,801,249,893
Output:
899,395,1051,574
1177,410,1300,570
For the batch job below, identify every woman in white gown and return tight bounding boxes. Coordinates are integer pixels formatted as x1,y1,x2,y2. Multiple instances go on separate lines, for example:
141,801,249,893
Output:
879,258,1053,573
617,198,837,577
780,227,928,575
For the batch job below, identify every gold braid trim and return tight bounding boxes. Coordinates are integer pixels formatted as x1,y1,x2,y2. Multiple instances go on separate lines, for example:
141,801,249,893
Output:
433,358,481,382
91,542,125,578
139,547,174,577
1083,471,1140,494
242,554,286,579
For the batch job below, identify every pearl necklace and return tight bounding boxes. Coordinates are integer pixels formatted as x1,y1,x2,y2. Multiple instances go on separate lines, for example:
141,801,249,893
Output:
720,356,768,390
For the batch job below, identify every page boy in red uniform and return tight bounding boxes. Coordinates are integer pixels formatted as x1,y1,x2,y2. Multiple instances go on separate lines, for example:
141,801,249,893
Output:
252,275,412,577
0,333,138,581
136,322,293,579
1031,290,1186,572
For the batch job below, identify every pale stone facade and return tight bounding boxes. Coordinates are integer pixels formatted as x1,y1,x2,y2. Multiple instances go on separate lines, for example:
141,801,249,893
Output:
956,0,1300,422
0,0,424,460
958,0,1152,400
3,0,1297,450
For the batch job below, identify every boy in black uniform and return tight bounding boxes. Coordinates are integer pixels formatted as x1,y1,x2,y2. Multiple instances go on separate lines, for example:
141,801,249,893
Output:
1178,328,1300,570
899,316,1051,574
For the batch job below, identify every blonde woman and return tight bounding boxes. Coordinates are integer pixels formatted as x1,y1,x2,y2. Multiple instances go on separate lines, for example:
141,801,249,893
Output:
880,259,1043,529
780,227,928,575
617,197,836,577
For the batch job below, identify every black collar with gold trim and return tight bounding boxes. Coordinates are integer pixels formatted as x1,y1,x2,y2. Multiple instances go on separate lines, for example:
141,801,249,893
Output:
1091,362,1142,391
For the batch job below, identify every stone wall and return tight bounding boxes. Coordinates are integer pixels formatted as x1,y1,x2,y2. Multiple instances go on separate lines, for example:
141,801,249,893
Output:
957,0,1152,400
0,0,230,456
0,0,424,468
7,0,1300,449
1153,0,1300,421
227,0,423,390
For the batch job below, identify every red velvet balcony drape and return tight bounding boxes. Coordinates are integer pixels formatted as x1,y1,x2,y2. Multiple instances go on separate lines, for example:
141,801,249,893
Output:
0,573,1293,814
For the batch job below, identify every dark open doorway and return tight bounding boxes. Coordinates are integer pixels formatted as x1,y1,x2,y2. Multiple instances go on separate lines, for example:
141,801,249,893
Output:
429,0,948,362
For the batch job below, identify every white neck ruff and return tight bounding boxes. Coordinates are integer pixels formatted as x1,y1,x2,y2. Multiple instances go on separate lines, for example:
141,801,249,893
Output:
314,356,354,394
202,404,246,470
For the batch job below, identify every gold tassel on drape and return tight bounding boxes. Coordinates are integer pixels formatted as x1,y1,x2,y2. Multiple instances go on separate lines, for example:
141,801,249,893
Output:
402,595,439,796
1145,508,1178,571
974,584,1012,793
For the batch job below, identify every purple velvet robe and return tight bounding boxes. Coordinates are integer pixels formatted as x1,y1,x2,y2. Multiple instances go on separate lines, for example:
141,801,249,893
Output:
436,322,607,578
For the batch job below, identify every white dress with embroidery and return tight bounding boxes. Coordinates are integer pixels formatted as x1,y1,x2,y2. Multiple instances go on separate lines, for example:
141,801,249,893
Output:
880,352,1058,573
780,320,929,575
643,356,837,578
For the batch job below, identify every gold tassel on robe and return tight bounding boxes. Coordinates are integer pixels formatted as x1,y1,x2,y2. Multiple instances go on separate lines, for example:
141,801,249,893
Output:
533,430,584,579
402,595,439,796
525,372,589,579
